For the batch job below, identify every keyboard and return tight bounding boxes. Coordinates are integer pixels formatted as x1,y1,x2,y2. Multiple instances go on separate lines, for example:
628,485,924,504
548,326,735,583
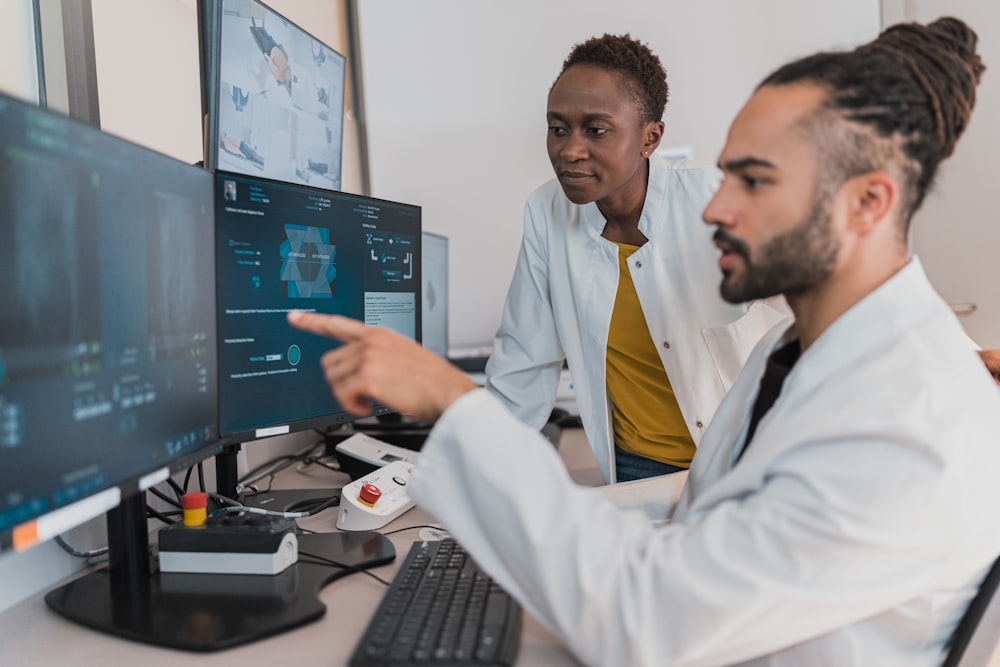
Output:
349,538,522,666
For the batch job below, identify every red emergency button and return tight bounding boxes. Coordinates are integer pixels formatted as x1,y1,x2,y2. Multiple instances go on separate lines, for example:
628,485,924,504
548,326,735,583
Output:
359,483,382,506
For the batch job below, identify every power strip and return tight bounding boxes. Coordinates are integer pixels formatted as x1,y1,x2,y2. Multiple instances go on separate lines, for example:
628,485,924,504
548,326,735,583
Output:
335,432,420,480
337,460,416,531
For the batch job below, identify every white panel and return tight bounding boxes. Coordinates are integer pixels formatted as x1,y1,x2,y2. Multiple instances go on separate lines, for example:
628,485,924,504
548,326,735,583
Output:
903,1,1000,347
0,1,39,103
357,0,881,347
91,0,203,163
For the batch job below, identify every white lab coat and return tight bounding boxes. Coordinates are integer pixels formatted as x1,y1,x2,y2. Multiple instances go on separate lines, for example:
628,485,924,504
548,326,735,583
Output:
485,154,786,483
410,258,1000,666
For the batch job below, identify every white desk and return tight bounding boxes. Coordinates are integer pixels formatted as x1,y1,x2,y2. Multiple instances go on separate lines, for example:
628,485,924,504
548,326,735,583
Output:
0,429,601,666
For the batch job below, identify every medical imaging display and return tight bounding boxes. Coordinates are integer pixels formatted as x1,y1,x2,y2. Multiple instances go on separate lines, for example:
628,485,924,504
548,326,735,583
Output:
215,172,421,441
210,0,347,191
0,94,217,546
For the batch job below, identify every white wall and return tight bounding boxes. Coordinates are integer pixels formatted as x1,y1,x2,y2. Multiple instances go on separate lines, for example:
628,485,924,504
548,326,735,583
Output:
91,0,204,163
884,0,1000,348
355,0,881,348
0,1,39,103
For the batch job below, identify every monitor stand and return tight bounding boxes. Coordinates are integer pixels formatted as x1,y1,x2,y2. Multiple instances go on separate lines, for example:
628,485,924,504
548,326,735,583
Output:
45,483,394,651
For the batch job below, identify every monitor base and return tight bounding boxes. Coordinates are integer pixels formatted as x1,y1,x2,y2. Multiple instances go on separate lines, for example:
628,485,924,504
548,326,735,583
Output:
44,530,394,652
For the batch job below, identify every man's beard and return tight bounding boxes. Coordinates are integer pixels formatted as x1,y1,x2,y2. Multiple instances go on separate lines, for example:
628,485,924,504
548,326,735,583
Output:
714,196,839,304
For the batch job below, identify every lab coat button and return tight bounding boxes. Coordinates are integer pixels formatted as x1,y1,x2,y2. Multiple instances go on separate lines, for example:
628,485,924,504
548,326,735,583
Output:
696,421,704,428
635,260,642,268
662,341,670,349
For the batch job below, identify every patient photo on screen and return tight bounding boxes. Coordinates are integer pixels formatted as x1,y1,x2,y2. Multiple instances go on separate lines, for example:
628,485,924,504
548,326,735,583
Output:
215,0,346,190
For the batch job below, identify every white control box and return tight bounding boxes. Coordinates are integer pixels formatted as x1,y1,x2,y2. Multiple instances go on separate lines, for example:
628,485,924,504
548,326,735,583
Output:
337,460,416,531
334,432,419,480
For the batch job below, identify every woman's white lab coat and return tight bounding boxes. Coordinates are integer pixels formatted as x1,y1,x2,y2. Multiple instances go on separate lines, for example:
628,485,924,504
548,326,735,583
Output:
486,154,784,482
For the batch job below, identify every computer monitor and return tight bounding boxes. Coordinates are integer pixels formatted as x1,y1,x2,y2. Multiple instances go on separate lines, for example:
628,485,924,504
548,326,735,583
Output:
215,172,421,451
421,231,449,359
199,0,347,191
0,90,220,628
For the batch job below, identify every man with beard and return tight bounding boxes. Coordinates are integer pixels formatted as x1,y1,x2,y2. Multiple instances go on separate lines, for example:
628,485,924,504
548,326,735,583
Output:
288,16,1000,666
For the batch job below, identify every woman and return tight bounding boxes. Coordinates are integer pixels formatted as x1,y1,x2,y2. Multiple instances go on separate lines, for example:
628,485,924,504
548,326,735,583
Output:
484,34,786,483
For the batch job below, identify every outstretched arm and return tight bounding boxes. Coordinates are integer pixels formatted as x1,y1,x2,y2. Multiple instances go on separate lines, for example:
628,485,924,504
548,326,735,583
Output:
286,311,476,421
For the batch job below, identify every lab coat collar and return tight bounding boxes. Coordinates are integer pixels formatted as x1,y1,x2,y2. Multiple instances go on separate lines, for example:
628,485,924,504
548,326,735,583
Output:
580,153,674,240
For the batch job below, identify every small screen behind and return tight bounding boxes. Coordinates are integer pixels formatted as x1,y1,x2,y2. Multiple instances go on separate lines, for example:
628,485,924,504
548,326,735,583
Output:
0,94,218,548
215,173,421,441
211,0,347,191
421,232,449,358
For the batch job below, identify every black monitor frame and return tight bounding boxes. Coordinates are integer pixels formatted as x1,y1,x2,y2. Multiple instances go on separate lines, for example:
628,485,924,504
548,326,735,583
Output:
212,171,422,506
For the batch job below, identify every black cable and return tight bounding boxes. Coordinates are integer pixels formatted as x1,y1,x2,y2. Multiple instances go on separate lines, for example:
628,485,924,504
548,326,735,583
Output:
210,491,340,520
239,453,299,485
54,535,108,560
146,505,177,525
381,524,450,537
166,477,186,504
148,486,182,509
299,455,341,473
208,492,243,509
297,549,391,586
238,440,327,495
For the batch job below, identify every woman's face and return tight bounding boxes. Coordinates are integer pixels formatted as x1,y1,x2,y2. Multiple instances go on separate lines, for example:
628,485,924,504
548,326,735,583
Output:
546,64,661,209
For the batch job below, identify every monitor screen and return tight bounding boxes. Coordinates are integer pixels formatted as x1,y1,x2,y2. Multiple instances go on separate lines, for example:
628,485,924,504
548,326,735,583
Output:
215,172,421,442
202,0,347,191
421,232,449,358
0,93,219,553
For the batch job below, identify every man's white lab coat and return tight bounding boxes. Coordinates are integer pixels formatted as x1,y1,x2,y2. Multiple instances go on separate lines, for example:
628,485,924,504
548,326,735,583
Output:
410,258,1000,666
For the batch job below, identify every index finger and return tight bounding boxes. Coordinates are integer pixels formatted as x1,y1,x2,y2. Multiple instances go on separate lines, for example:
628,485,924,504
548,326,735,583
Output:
287,311,367,342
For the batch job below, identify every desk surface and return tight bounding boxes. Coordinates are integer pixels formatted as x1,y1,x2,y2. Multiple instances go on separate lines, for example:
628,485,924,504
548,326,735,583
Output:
0,430,597,666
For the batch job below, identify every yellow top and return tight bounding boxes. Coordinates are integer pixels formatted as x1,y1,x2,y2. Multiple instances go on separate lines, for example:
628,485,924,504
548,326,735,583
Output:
605,242,695,467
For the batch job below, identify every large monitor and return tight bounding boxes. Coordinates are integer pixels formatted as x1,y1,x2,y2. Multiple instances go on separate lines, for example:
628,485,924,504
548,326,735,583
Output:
0,89,226,635
215,171,422,447
421,231,449,359
200,0,347,191
0,93,219,554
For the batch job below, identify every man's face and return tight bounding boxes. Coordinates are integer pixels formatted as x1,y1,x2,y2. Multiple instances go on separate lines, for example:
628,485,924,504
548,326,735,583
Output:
703,84,840,303
546,65,657,208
